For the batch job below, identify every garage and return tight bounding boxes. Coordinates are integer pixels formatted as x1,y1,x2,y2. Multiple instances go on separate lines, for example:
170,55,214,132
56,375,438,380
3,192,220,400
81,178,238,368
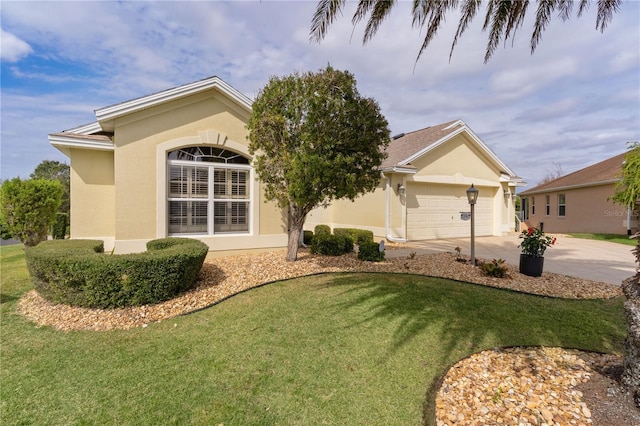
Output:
406,183,494,240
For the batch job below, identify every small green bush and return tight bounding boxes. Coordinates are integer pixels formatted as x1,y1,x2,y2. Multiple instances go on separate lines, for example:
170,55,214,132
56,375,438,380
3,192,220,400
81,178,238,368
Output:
25,237,208,308
332,229,355,253
479,258,508,278
334,228,374,245
314,224,331,236
52,213,68,239
303,230,314,245
311,232,349,256
358,241,385,262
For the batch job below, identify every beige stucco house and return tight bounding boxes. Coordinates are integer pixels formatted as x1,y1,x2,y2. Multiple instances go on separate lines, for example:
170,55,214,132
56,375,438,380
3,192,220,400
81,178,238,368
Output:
49,77,288,254
49,76,523,254
518,153,637,235
306,120,524,241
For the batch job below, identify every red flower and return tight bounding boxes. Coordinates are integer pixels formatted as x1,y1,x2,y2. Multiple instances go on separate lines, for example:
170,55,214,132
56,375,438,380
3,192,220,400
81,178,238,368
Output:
527,227,534,235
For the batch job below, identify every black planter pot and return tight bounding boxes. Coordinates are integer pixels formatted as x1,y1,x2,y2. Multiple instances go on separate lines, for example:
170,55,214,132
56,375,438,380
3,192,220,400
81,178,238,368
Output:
519,254,544,277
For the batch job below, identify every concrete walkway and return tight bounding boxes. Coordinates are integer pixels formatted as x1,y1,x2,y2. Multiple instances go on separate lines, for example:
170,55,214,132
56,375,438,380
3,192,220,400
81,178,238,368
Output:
385,234,636,286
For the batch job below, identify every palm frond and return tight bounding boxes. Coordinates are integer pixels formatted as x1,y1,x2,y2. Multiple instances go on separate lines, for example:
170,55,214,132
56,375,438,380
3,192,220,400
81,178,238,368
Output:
449,0,482,62
503,0,530,49
310,0,347,42
531,0,555,54
352,0,376,25
363,0,398,43
484,0,515,63
413,0,459,63
595,0,622,32
556,0,574,21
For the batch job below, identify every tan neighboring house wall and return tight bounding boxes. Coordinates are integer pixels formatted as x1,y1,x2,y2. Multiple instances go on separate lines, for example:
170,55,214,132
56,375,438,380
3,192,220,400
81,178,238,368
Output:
306,120,523,241
519,153,637,235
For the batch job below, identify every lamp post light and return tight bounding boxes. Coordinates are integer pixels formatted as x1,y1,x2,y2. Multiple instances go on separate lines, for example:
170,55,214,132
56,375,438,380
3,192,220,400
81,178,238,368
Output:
466,184,479,266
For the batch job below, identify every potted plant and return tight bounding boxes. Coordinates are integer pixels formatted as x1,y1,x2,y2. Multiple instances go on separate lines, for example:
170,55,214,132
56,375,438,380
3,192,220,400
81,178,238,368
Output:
518,226,556,277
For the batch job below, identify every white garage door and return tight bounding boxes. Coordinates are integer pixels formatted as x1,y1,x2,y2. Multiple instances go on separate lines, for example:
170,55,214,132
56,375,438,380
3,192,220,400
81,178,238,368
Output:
407,183,493,240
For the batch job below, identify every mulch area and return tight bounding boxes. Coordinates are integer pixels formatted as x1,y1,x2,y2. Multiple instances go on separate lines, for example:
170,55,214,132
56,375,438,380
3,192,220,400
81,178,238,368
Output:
15,248,638,424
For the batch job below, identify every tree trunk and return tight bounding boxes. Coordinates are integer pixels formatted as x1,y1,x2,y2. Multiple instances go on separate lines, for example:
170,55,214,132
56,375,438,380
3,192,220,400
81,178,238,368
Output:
622,275,640,406
285,206,306,262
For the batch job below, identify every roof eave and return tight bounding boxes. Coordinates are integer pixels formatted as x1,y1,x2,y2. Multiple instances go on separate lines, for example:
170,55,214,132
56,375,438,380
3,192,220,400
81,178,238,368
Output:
519,179,620,195
48,133,114,156
382,166,418,174
94,76,253,131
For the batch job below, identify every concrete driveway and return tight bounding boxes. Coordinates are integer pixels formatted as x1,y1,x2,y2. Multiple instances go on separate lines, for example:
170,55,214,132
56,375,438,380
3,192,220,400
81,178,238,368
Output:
386,234,636,286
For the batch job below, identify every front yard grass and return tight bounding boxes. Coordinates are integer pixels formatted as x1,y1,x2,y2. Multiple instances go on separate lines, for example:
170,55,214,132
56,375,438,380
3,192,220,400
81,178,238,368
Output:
1,245,626,425
568,232,637,246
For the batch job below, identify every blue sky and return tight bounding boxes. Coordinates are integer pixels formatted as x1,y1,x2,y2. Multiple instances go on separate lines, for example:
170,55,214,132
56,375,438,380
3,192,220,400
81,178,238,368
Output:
1,1,639,190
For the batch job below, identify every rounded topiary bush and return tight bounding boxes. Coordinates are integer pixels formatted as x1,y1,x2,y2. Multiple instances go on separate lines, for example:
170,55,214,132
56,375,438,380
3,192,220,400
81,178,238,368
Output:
25,237,208,309
357,241,385,262
311,232,349,256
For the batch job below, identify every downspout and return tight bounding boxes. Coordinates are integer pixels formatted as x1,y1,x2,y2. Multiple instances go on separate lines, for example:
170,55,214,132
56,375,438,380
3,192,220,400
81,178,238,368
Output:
385,175,407,243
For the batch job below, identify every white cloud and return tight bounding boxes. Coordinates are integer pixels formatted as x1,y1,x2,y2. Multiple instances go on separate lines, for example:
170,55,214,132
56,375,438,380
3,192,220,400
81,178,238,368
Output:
0,28,33,62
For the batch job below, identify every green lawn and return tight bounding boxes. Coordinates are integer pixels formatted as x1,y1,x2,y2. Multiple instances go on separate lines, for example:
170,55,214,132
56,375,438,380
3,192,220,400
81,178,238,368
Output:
1,245,626,425
568,232,637,246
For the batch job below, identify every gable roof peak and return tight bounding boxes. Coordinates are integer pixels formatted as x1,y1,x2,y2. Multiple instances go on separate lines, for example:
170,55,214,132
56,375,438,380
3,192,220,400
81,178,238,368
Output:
94,75,252,131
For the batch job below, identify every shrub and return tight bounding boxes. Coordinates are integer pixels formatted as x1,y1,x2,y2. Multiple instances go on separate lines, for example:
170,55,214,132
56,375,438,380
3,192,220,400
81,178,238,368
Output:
52,213,68,239
334,228,374,245
332,228,355,253
311,232,349,256
479,258,508,278
303,230,314,245
314,224,331,236
25,238,208,308
358,241,385,262
0,178,63,246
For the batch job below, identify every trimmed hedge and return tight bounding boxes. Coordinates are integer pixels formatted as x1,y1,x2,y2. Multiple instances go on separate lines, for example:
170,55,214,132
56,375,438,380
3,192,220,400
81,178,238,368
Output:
314,224,331,237
303,230,314,245
311,232,351,256
25,237,208,309
333,228,374,245
357,241,385,262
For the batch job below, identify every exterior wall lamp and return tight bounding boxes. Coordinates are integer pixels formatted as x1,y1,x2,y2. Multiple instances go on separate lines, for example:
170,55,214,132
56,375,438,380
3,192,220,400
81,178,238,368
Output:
466,184,479,266
397,184,406,196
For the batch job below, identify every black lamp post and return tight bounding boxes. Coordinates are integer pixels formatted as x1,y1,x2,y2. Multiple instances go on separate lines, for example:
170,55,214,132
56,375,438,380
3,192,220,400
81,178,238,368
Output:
466,184,479,265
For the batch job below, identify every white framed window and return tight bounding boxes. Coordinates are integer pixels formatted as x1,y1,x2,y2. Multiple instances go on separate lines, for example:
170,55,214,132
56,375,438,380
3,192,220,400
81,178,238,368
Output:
167,147,250,235
531,196,536,215
558,194,566,217
545,195,550,216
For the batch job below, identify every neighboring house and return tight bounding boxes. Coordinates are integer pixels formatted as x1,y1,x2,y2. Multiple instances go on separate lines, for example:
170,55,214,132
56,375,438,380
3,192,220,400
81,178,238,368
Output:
518,153,637,235
49,76,524,253
306,120,525,241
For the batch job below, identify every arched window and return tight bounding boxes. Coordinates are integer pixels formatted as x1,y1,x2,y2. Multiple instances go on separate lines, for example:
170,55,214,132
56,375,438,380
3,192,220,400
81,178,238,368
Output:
167,147,251,235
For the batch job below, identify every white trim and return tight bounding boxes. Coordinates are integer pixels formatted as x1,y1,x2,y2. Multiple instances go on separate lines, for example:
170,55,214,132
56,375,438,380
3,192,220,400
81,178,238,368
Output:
64,121,103,135
384,176,407,243
381,166,417,174
96,76,252,129
48,134,114,151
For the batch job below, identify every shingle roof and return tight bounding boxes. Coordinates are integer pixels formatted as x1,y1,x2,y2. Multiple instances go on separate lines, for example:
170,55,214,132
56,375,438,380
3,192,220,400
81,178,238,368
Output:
382,120,461,169
519,152,626,195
